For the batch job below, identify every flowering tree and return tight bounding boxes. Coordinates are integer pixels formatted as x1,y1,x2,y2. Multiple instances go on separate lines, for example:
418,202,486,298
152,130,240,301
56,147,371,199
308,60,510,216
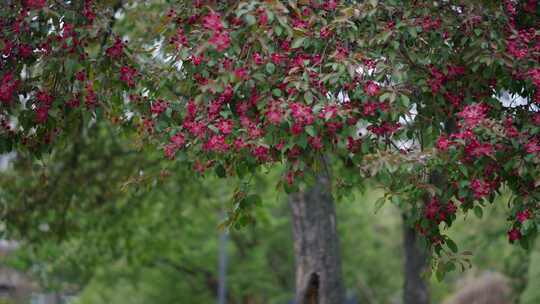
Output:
1,0,539,302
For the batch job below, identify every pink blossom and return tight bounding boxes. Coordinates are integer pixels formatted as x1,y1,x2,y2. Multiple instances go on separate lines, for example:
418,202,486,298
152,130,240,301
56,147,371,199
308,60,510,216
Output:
170,132,185,147
164,143,178,159
286,171,296,186
471,179,490,199
291,123,304,135
170,28,188,49
204,135,229,153
458,103,488,127
525,140,540,154
319,104,338,120
465,139,493,158
186,121,206,138
516,209,530,223
186,100,198,119
508,228,521,242
209,31,230,51
35,106,49,124
320,27,331,38
309,136,323,150
528,68,540,88
428,67,445,94
0,73,18,104
504,118,519,137
347,137,362,153
234,68,249,80
120,66,138,87
367,122,400,136
436,136,452,151
292,18,308,29
446,201,457,214
424,197,440,220
266,109,283,125
252,145,270,161
203,13,223,31
444,92,462,108
18,43,32,58
66,96,80,108
217,119,234,135
233,138,247,151
258,9,268,26
248,126,264,139
447,65,466,79
106,37,125,58
75,71,86,82
85,84,97,108
290,103,315,125
37,91,53,106
326,121,343,135
151,99,169,115
362,101,378,116
25,0,46,9
323,0,338,10
83,0,96,24
253,52,263,65
364,81,380,96
191,54,204,65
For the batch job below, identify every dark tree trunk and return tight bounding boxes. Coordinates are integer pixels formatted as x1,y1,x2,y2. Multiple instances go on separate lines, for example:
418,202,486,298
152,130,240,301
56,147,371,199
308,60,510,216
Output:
403,215,430,304
288,168,345,304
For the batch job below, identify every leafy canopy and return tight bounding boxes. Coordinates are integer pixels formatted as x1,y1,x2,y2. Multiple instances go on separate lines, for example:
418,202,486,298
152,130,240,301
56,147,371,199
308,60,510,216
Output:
1,0,539,261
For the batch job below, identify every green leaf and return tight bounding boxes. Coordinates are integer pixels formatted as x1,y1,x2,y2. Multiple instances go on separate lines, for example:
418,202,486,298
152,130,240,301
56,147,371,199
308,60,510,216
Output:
265,62,276,74
305,125,317,137
400,94,410,107
215,164,226,178
446,238,458,253
374,197,386,213
274,25,283,36
408,27,417,38
245,14,256,25
297,134,308,148
245,194,262,207
379,92,391,102
304,91,313,104
473,206,483,219
291,37,306,49
272,88,282,97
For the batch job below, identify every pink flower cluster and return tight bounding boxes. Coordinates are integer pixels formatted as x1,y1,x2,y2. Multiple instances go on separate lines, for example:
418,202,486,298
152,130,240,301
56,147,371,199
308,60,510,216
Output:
120,66,138,87
0,73,18,105
203,13,230,52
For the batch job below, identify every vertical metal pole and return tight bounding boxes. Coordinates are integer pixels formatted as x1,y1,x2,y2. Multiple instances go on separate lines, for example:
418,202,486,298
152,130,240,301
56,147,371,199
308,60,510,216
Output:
217,212,228,304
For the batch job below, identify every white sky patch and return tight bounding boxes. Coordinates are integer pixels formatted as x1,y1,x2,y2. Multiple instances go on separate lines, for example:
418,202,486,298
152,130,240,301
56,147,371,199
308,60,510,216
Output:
356,65,375,77
141,88,150,97
337,90,350,103
356,120,370,137
114,10,125,20
173,60,183,71
150,38,165,60
394,138,415,150
0,152,16,171
498,91,530,108
399,103,417,126
47,18,56,35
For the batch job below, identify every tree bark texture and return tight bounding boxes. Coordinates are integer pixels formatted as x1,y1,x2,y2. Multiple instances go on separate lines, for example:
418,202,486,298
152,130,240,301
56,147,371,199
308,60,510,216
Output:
288,169,345,304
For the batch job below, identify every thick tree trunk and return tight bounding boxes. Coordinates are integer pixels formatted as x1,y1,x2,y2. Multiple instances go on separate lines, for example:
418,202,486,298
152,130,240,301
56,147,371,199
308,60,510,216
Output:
403,215,430,304
288,169,345,304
